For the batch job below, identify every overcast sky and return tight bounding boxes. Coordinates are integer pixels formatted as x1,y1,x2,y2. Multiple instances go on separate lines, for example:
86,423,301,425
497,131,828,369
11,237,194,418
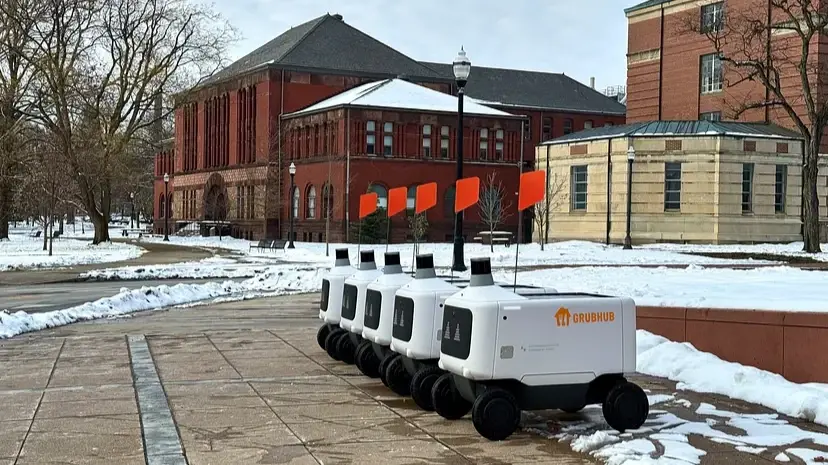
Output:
215,0,636,91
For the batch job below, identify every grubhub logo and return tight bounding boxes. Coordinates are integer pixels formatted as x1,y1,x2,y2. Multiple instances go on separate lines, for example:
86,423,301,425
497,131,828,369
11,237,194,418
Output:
555,307,615,327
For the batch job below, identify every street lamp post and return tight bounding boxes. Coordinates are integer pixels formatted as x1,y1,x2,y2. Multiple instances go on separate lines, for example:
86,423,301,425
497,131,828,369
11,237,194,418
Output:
129,192,135,229
163,173,170,241
452,46,471,272
288,162,296,249
623,145,635,250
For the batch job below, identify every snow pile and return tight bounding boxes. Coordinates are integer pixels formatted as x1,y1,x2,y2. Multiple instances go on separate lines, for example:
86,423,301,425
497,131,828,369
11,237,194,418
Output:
0,265,326,339
79,256,273,280
0,236,145,271
643,241,828,262
636,330,828,427
494,265,828,311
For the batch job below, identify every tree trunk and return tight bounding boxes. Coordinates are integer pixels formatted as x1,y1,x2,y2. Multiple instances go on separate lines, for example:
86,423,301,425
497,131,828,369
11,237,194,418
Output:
89,209,110,244
802,135,821,253
48,219,54,257
0,184,10,240
41,213,48,251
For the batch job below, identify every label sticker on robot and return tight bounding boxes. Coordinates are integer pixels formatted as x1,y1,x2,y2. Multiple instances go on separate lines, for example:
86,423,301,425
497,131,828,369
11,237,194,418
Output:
555,307,615,327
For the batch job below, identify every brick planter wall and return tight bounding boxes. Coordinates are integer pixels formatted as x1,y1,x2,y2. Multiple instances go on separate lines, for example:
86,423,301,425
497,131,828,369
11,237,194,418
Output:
638,307,828,383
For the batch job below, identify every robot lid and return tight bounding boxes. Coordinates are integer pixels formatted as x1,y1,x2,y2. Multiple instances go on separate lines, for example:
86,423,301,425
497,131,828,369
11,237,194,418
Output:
397,254,459,294
449,257,529,303
348,250,383,282
328,248,356,277
370,252,412,288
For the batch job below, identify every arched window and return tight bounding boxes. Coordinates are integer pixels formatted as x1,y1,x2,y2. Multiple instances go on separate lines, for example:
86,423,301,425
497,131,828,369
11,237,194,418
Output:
292,186,300,218
407,185,417,211
322,183,334,219
444,186,456,219
306,185,317,219
159,195,166,218
368,184,388,209
167,193,173,218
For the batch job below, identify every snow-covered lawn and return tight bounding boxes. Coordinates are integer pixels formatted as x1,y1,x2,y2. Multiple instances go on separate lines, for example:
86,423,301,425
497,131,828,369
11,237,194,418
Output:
644,241,828,262
498,265,828,312
0,264,325,339
79,256,274,280
543,330,828,464
0,235,145,272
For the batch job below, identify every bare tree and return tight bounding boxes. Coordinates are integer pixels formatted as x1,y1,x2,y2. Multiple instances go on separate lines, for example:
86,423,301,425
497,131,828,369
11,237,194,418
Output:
681,0,826,252
478,172,513,252
3,0,236,244
533,172,567,251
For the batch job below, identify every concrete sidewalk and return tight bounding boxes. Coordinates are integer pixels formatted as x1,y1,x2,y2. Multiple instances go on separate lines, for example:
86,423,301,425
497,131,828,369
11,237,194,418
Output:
1,294,826,464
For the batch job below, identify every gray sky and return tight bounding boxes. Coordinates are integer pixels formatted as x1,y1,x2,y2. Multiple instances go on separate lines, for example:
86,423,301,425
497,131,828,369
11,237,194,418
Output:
216,0,636,91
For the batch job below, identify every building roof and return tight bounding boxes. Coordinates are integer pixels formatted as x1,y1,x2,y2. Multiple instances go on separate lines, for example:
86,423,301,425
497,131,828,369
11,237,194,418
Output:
420,62,627,115
205,14,446,84
624,0,672,14
282,78,521,119
540,121,804,145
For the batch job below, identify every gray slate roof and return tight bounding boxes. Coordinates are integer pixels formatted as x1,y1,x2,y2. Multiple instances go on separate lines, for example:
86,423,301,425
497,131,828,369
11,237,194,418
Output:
206,14,446,84
624,0,672,14
420,62,627,115
541,121,803,145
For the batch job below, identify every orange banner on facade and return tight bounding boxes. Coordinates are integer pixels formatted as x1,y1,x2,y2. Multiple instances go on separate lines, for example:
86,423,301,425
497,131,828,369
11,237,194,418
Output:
415,182,437,214
518,170,546,211
387,187,407,217
359,192,378,219
454,176,480,213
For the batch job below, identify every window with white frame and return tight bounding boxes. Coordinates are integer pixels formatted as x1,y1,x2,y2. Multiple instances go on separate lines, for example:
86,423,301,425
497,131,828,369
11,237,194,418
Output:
479,128,489,160
440,126,450,158
700,111,722,121
422,125,432,158
701,53,723,94
701,2,724,33
495,130,504,160
775,165,787,213
383,122,393,156
584,120,593,129
292,186,300,218
664,162,682,211
571,165,588,210
742,163,754,213
366,121,376,155
306,185,316,219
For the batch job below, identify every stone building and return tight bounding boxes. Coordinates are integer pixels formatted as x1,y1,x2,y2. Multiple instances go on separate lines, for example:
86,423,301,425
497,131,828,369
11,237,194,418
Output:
152,12,626,241
537,121,816,244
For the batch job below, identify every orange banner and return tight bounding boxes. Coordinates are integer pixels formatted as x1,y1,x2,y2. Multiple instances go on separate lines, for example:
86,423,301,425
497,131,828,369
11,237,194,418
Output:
454,176,480,213
415,182,437,214
387,187,407,217
518,170,546,211
359,192,378,219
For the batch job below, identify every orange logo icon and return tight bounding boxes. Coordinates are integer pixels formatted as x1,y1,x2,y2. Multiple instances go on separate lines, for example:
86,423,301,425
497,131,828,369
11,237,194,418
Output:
555,307,571,327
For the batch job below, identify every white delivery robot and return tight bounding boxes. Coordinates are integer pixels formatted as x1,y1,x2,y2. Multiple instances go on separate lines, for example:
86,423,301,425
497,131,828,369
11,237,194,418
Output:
359,251,413,379
327,250,383,365
317,248,356,353
388,254,556,409
435,257,648,441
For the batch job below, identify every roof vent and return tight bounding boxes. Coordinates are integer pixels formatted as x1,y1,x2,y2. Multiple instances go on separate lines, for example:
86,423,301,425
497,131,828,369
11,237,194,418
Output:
332,13,343,20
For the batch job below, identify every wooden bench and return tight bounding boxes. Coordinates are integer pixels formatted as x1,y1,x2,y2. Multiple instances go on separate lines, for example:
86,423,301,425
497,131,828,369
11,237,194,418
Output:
28,230,42,238
249,239,288,253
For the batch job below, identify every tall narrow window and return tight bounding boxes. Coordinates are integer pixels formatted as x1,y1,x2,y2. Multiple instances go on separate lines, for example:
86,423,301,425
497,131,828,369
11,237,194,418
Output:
700,111,722,121
742,163,754,213
479,128,489,160
422,125,432,158
571,165,588,211
542,117,552,141
307,186,317,219
495,130,504,160
775,165,787,213
247,186,254,219
292,186,300,218
366,121,376,155
440,126,450,159
664,162,682,211
701,2,724,33
563,119,574,135
701,53,723,93
383,122,393,156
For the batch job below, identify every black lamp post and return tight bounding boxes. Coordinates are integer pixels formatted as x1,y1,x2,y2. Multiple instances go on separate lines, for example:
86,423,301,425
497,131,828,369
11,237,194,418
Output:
163,173,170,242
452,46,471,272
623,145,635,250
288,162,296,249
129,192,135,229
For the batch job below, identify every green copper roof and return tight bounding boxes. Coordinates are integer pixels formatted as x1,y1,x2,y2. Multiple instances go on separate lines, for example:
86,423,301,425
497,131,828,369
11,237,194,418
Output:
624,0,672,15
540,121,803,145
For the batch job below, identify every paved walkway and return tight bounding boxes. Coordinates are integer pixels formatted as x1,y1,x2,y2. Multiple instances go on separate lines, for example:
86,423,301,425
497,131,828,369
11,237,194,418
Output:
1,293,827,464
0,240,216,286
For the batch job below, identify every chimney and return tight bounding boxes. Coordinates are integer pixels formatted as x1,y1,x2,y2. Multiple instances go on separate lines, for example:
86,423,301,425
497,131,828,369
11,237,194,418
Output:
469,258,495,287
414,254,437,279
590,77,595,89
334,248,350,267
383,252,403,274
359,250,376,270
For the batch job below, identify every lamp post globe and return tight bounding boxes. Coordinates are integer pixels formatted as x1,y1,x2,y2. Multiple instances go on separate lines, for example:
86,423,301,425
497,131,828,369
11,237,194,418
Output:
288,162,296,249
163,173,170,242
129,192,135,229
451,46,471,273
623,146,635,250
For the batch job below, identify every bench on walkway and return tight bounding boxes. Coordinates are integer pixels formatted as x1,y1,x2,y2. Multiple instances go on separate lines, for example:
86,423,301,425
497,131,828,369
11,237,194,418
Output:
249,239,288,253
28,230,41,238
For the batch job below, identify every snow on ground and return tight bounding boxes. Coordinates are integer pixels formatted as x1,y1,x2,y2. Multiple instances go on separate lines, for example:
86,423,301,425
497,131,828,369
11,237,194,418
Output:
494,265,828,312
78,256,275,280
643,241,828,262
0,234,145,272
0,264,326,339
140,236,776,267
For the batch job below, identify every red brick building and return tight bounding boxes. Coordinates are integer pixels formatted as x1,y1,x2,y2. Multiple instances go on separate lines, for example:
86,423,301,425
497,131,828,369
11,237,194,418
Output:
153,13,627,241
